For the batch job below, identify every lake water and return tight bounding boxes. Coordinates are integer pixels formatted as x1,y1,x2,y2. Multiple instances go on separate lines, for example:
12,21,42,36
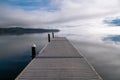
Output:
0,33,47,80
0,31,120,80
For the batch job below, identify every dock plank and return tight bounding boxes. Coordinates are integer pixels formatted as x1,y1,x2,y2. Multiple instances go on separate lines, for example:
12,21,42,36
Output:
38,37,82,57
15,37,102,80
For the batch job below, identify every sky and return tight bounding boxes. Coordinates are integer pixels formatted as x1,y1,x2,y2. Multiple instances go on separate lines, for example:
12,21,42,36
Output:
0,0,120,40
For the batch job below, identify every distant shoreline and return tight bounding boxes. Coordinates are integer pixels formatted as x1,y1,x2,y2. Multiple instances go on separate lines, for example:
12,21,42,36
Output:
0,27,60,35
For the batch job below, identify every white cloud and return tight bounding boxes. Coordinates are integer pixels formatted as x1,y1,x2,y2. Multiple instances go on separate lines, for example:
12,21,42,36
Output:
0,0,120,36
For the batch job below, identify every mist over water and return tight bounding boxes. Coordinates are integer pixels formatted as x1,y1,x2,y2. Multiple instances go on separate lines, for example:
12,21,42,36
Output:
71,40,120,80
65,33,120,80
56,28,120,80
0,30,120,80
0,33,47,80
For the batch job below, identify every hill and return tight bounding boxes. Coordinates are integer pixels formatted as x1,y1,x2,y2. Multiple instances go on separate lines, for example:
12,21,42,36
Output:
0,27,59,35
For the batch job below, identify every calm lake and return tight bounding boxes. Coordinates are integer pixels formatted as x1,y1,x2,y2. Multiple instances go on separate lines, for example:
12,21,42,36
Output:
0,30,120,80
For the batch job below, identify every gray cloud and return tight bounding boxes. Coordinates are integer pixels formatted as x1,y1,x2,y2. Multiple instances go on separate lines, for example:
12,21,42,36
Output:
0,0,120,28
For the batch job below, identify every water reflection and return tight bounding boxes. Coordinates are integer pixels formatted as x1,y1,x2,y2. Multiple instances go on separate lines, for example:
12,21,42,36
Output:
55,29,120,80
0,33,47,80
1,31,120,80
69,37,120,80
103,35,120,43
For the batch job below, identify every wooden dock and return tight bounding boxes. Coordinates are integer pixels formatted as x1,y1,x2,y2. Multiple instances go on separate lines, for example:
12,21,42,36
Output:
15,37,103,80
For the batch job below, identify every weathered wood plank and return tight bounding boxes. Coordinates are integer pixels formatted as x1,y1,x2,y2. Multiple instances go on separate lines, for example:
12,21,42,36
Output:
15,37,103,80
38,37,82,57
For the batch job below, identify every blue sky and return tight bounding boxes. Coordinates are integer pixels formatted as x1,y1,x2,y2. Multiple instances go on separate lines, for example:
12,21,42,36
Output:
0,0,59,11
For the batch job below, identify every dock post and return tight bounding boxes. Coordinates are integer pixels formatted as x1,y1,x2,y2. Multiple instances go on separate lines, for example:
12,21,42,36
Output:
52,32,54,38
32,44,36,59
48,34,50,42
